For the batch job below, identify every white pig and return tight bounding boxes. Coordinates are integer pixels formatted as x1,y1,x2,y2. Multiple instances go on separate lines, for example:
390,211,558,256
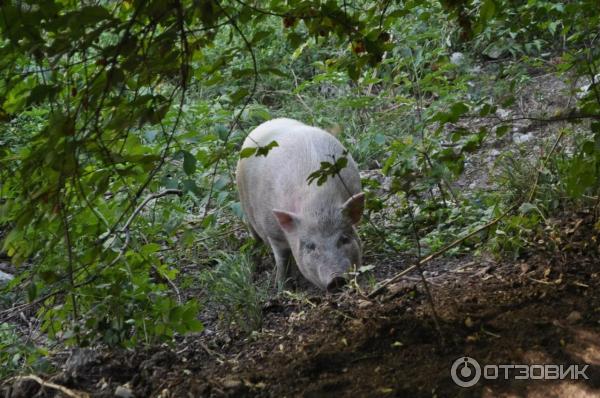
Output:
236,118,364,291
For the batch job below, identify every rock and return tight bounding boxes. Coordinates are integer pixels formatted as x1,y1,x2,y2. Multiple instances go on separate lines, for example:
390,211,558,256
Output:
577,73,600,99
450,52,465,65
157,389,171,398
496,108,511,119
0,270,13,285
115,384,135,398
513,132,534,144
566,311,582,324
64,348,99,379
465,317,475,328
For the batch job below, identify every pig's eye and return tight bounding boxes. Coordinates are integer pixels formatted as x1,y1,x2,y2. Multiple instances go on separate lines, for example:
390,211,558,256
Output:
303,242,316,251
339,235,351,245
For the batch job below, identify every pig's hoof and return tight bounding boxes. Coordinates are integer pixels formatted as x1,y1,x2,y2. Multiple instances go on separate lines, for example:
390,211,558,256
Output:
326,277,347,292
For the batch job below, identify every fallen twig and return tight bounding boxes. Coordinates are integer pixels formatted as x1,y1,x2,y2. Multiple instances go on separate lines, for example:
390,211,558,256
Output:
368,202,520,298
6,375,90,398
528,277,555,285
199,341,226,361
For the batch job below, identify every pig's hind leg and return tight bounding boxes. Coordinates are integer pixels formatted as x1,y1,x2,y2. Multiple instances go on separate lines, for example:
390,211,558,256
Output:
247,222,262,242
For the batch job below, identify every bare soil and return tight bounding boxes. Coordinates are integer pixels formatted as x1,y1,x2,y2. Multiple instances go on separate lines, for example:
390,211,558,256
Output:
4,211,600,398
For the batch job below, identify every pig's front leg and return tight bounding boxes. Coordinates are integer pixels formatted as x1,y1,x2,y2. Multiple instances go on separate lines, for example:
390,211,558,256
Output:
269,238,291,290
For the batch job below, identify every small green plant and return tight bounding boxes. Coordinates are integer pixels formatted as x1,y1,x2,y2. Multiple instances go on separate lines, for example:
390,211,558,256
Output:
488,212,542,259
0,323,52,380
201,252,265,334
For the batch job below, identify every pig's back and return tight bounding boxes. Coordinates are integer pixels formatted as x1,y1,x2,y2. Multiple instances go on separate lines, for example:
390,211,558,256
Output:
236,118,361,242
240,118,350,178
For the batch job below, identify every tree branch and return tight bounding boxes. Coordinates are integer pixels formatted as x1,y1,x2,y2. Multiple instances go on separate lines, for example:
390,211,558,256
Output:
121,189,183,233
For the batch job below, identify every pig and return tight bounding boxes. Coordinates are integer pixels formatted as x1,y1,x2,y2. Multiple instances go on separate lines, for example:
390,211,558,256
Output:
236,118,364,292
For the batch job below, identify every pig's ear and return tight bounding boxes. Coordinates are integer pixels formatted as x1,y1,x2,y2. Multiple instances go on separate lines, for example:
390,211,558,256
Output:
273,209,299,233
341,193,365,224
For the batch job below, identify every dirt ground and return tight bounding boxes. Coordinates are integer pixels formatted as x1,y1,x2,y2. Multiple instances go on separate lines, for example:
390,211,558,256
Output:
3,210,599,398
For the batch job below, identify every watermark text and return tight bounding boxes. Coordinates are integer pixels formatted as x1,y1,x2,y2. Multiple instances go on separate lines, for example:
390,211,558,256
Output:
451,357,589,387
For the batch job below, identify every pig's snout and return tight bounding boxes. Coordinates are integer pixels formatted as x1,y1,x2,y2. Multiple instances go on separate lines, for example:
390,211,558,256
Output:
326,276,347,292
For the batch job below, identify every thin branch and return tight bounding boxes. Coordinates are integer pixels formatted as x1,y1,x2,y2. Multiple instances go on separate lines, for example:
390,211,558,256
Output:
153,264,182,304
5,375,90,398
467,111,600,127
528,129,566,202
368,201,520,298
203,0,259,219
406,202,444,345
58,186,79,343
233,0,288,17
378,0,393,30
121,189,183,233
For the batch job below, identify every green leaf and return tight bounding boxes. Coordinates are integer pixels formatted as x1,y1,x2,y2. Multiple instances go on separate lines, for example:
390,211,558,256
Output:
26,84,60,107
230,202,243,219
230,88,250,105
518,202,538,215
182,179,201,195
495,125,510,137
214,124,229,141
75,6,111,26
347,63,360,81
248,107,271,122
183,151,197,175
260,67,287,78
40,270,59,283
186,319,204,332
287,31,305,48
450,102,469,118
27,283,37,302
255,140,279,157
239,147,257,159
141,243,162,256
232,68,255,78
251,29,272,44
307,156,348,186
502,96,516,107
479,0,497,24
582,140,595,156
358,264,375,273
386,9,409,20
479,103,496,117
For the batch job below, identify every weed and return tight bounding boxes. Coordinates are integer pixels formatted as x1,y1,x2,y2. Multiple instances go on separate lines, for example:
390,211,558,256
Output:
201,252,266,334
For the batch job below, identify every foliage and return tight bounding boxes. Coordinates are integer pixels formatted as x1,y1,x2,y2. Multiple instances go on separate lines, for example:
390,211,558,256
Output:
0,0,397,348
0,0,599,378
200,252,265,334
0,323,51,380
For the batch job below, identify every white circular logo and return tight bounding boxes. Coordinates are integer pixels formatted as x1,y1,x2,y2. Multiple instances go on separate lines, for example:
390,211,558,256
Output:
451,357,481,387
